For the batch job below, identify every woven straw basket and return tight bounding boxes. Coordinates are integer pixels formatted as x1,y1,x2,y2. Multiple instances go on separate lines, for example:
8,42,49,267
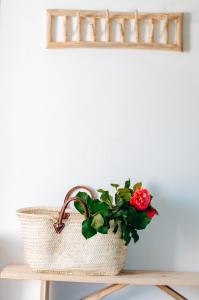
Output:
17,186,127,275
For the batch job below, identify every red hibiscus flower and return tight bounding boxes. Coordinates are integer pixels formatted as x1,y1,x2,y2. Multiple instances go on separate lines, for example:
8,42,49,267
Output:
130,188,150,210
146,207,157,219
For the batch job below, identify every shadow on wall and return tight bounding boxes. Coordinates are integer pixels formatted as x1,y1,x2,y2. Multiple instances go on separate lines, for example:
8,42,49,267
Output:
126,182,199,272
51,282,105,300
51,283,171,300
1,185,199,300
0,237,24,300
126,190,177,270
184,13,191,52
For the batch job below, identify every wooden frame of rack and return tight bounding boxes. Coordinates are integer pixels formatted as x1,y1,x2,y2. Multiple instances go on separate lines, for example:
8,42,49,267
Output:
1,265,199,300
46,9,183,51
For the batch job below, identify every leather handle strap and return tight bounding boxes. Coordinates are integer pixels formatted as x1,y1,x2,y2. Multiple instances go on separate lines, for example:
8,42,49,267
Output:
54,186,94,234
62,185,94,219
64,185,95,203
54,196,89,233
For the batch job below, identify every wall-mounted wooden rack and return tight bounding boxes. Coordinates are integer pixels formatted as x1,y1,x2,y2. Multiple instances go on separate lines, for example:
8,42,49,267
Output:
46,9,183,51
1,264,199,300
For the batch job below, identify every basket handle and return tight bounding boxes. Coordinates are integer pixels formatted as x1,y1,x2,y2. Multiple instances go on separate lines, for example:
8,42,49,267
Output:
54,186,94,234
64,185,95,203
53,196,89,233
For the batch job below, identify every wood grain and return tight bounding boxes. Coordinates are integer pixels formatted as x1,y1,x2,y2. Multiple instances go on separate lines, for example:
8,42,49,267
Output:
90,17,96,42
81,284,127,300
46,11,52,47
1,265,199,286
148,18,154,44
47,41,181,51
162,15,169,44
176,14,183,51
63,16,68,42
120,18,125,43
105,10,110,42
40,281,50,300
158,285,188,300
134,10,139,43
76,11,81,42
47,9,182,20
46,9,183,51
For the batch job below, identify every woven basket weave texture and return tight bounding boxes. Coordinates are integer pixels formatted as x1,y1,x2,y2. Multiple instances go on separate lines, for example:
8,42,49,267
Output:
17,206,127,275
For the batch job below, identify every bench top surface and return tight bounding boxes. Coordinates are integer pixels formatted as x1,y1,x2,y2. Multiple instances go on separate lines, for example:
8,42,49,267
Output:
1,265,199,286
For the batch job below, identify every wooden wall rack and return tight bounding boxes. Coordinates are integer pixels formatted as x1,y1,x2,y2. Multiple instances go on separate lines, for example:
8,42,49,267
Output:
1,264,199,300
46,9,183,51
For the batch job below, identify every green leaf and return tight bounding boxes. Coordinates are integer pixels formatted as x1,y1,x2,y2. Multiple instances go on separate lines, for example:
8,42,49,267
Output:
91,200,109,217
91,213,104,229
114,193,124,206
111,183,120,189
76,191,90,201
124,179,131,189
115,193,119,205
121,222,131,245
133,182,142,191
131,229,139,243
98,217,110,233
97,189,106,193
127,206,138,225
113,209,128,219
82,218,97,239
113,223,119,234
99,191,113,207
74,200,85,215
117,198,125,207
76,191,92,211
97,225,109,234
135,212,151,230
118,188,131,201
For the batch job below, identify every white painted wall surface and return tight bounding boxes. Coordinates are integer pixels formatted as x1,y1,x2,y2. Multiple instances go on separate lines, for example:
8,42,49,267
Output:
0,0,199,299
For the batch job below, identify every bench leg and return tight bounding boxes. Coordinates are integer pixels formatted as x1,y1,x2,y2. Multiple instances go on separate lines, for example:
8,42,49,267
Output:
39,281,188,300
81,284,128,300
40,280,50,300
157,285,188,300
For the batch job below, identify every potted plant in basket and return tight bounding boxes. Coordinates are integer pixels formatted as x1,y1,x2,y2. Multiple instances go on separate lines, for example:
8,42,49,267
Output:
17,179,158,275
74,179,158,245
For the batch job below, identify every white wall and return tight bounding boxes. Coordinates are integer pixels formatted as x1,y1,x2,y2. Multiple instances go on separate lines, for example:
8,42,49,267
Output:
1,0,199,299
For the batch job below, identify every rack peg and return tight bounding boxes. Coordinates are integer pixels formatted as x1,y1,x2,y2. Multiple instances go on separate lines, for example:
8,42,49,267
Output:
76,11,81,42
63,16,68,42
105,9,110,42
90,17,96,42
134,10,139,43
162,15,169,44
120,18,125,42
148,18,154,44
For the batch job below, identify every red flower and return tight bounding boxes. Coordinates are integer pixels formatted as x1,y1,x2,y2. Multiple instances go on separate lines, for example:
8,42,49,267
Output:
130,188,150,210
146,207,157,219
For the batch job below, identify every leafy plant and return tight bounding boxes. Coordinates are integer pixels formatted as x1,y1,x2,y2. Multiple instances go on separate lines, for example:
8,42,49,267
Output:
74,179,158,246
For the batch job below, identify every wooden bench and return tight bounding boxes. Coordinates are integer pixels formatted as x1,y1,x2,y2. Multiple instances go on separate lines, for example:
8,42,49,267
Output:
1,265,199,300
